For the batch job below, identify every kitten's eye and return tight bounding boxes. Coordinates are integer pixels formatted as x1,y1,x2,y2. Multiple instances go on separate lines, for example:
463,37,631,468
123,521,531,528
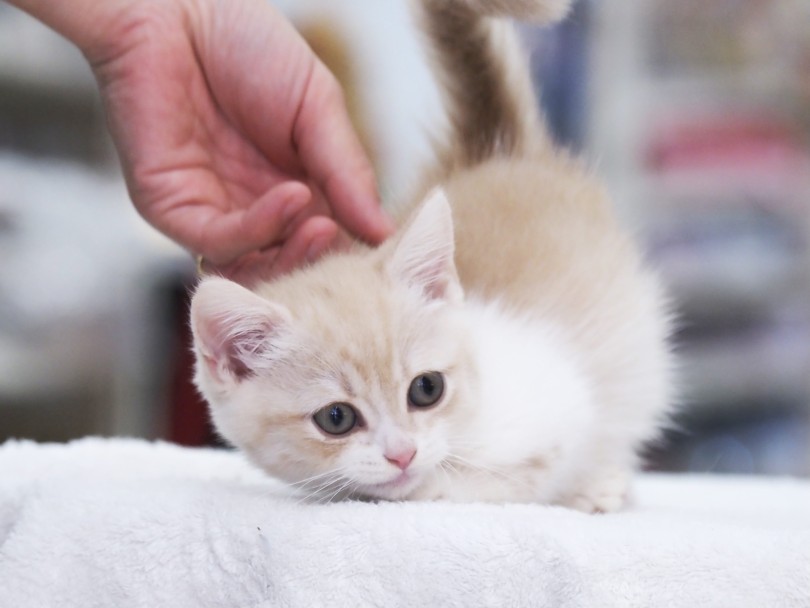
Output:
408,371,445,408
313,402,358,436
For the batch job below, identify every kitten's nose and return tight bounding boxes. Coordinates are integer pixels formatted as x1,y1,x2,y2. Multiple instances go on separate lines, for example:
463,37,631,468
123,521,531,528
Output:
385,448,416,471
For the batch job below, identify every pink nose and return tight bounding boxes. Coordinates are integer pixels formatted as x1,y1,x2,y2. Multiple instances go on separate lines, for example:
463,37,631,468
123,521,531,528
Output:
385,448,416,470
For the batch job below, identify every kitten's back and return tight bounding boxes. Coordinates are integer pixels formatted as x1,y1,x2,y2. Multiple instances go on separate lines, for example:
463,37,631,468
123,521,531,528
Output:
415,0,672,452
413,0,644,319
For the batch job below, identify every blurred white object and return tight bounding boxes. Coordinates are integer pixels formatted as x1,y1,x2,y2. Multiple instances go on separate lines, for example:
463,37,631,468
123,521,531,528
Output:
272,0,444,200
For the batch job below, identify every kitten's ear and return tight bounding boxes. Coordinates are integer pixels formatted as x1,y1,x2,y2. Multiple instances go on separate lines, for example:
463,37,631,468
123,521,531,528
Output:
387,188,463,303
190,277,292,386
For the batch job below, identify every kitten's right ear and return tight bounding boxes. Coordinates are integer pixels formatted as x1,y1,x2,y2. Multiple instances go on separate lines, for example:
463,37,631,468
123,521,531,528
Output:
387,187,463,303
190,277,292,386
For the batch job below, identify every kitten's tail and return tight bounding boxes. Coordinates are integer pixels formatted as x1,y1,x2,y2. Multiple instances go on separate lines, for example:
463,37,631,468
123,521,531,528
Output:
416,0,571,168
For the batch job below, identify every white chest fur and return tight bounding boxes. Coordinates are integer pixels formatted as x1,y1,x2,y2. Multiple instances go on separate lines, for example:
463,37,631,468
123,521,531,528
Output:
420,300,598,503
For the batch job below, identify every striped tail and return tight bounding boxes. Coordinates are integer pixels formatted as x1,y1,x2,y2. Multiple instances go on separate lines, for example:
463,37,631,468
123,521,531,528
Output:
415,0,571,169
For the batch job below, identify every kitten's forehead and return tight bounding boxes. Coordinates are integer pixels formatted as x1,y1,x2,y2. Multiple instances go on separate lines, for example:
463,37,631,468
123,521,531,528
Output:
256,253,456,408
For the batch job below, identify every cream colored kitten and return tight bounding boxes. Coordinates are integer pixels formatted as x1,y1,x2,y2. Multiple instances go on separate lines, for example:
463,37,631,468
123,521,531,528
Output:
190,0,672,511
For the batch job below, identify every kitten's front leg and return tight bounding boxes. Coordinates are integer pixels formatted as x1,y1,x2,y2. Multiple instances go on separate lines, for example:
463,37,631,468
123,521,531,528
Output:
407,466,555,504
557,466,632,513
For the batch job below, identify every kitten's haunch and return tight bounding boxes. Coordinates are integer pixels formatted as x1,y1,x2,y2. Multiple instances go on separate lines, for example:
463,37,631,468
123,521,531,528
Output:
190,0,672,512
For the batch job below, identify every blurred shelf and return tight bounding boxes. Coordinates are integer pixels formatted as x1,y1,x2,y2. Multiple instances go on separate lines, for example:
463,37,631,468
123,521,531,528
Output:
588,0,810,440
678,324,810,407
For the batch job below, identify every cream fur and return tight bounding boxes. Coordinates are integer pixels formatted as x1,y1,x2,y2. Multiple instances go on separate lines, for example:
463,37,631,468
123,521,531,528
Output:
189,0,672,511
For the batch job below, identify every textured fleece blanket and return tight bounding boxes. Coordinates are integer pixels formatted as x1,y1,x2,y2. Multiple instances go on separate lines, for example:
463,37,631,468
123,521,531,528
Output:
0,438,808,608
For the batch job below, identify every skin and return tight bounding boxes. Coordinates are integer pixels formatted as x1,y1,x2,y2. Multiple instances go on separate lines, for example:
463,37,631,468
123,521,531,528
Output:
6,0,395,284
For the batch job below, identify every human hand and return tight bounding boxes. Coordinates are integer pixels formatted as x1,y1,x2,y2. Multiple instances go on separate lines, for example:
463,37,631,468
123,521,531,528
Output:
11,0,394,284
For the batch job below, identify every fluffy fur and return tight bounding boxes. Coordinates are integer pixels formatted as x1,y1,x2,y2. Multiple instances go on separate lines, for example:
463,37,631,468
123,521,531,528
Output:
190,0,672,511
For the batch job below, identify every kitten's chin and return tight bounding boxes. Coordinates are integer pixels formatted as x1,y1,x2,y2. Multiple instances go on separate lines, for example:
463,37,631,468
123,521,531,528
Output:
357,471,424,501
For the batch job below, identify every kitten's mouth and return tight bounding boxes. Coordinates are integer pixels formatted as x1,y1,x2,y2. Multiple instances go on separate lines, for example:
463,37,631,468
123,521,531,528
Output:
364,471,417,496
373,471,411,488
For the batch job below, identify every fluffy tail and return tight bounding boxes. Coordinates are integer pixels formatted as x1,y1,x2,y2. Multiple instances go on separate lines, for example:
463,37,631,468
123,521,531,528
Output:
415,0,571,168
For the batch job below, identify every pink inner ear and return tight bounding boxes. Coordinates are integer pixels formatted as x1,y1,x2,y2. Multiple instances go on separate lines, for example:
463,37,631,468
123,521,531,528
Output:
202,354,220,379
388,187,461,303
216,326,270,380
194,307,283,384
229,352,252,380
210,321,277,382
191,277,291,385
417,257,454,300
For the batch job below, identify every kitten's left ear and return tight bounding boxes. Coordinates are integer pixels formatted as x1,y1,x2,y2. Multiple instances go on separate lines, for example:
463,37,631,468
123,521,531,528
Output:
387,187,463,303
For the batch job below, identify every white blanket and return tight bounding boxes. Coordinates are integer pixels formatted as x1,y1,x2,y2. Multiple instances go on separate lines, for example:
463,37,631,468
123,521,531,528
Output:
1,438,808,608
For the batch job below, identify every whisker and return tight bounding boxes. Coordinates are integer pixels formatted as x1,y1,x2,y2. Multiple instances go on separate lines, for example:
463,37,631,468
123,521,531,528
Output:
289,467,347,489
293,482,335,504
446,453,536,492
292,469,349,505
437,460,455,489
323,478,355,504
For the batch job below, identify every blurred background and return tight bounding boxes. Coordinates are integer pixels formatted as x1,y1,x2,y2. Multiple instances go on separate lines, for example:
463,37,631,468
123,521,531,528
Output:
0,0,808,477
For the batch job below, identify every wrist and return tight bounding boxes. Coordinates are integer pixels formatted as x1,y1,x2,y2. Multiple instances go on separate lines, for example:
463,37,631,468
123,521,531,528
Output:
4,0,200,63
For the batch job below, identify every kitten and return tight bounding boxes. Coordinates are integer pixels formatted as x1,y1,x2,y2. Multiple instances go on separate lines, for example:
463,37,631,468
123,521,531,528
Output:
190,0,672,512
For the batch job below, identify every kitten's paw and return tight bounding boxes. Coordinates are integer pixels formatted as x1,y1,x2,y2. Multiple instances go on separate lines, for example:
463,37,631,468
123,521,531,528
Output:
563,468,631,514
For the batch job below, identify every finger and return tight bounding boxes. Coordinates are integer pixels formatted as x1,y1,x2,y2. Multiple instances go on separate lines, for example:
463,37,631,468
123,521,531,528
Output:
327,227,355,253
199,180,311,264
293,64,395,244
209,216,341,286
209,247,281,288
271,215,341,276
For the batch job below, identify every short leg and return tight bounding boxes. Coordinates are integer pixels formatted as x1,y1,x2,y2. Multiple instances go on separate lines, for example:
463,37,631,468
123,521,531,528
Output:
559,466,632,513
